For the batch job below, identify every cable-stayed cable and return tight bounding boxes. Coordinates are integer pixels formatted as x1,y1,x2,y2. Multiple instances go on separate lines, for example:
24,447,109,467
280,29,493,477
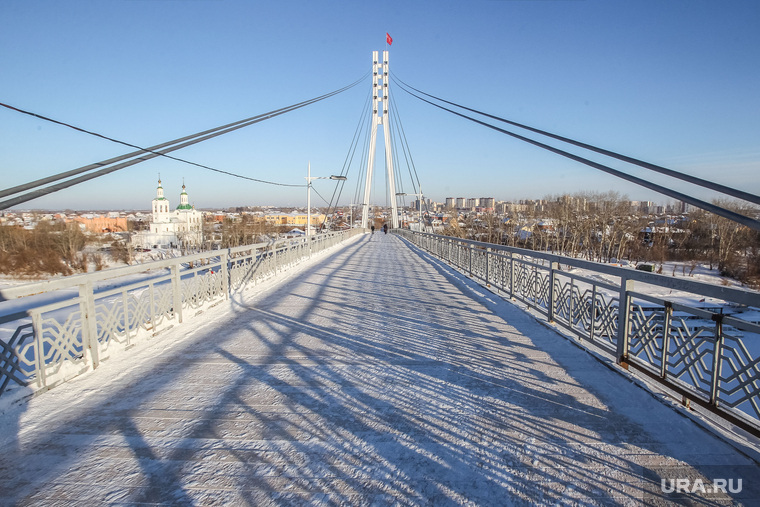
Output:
1,87,343,197
395,82,760,232
392,75,760,207
388,83,433,229
388,91,406,197
320,89,372,229
389,87,421,194
0,75,367,209
353,107,373,214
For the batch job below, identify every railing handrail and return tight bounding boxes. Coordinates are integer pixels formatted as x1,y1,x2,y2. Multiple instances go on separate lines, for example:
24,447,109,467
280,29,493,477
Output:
395,228,760,436
0,228,364,401
405,230,760,307
0,231,349,301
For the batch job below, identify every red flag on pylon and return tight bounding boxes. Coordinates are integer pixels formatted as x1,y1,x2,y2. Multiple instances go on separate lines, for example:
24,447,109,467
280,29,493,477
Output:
386,33,393,45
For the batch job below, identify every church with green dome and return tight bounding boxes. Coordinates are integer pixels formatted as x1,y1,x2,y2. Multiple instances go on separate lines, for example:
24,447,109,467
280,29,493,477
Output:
134,178,203,250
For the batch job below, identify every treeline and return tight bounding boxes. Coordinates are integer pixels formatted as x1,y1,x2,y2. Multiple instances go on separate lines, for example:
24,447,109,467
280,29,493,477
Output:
1,221,86,276
214,215,281,249
0,214,289,277
0,221,128,276
443,192,760,287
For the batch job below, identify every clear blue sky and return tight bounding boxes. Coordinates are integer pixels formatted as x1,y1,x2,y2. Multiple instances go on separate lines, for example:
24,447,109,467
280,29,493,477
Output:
2,0,759,211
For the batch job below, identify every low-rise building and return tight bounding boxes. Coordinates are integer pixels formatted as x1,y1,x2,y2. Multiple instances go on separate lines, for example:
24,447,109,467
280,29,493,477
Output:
70,214,128,233
264,212,326,228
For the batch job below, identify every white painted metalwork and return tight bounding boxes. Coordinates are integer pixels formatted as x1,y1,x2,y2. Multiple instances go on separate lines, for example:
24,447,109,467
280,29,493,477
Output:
361,50,399,229
305,162,346,237
396,189,424,231
396,229,760,435
0,229,363,402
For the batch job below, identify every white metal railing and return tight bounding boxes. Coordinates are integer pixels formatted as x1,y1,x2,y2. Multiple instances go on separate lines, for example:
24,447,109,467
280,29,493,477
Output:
396,229,760,435
0,229,364,402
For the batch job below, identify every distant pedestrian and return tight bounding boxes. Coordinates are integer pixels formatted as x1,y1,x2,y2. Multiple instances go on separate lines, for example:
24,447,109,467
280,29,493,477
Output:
371,225,375,234
383,224,388,234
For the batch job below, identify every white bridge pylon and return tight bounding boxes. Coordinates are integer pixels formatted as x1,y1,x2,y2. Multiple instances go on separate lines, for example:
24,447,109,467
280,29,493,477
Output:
361,50,399,229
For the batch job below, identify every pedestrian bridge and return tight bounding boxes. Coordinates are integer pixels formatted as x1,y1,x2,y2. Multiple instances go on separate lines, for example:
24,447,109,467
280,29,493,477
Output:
1,231,758,504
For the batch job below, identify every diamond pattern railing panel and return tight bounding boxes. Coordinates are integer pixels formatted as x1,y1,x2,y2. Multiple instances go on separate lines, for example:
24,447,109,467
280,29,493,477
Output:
719,332,760,419
628,303,667,369
33,307,88,383
0,230,362,400
0,323,35,396
592,293,619,351
665,320,715,395
397,229,760,434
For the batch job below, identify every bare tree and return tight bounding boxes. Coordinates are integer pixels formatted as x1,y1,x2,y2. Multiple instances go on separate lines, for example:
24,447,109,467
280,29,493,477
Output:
711,199,758,277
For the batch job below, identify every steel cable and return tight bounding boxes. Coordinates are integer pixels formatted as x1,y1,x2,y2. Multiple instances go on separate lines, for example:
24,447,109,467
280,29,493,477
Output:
394,80,760,232
392,75,760,207
0,74,367,209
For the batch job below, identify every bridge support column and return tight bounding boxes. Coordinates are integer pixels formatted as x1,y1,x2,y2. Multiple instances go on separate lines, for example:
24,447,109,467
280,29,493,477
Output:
361,50,398,229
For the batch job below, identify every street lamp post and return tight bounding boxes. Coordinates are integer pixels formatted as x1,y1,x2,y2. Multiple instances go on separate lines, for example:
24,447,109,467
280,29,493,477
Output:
349,202,357,230
395,189,423,231
305,162,347,237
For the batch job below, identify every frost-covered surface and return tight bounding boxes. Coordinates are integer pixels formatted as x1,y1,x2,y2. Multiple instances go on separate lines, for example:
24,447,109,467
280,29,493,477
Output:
0,233,758,505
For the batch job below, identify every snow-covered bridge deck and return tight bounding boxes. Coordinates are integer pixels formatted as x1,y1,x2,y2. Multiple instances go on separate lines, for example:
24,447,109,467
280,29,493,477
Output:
1,233,758,504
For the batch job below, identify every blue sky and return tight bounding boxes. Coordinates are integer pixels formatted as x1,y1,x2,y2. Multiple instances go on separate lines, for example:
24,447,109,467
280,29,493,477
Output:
1,0,758,211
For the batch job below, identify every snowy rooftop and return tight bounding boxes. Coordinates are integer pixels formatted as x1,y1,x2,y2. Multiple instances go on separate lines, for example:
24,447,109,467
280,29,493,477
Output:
0,233,758,504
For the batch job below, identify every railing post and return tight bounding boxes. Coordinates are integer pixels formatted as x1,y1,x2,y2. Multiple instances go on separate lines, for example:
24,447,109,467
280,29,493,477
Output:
122,290,131,346
149,282,157,335
616,277,634,367
171,264,183,324
709,312,725,406
31,311,45,388
485,247,491,286
659,302,672,378
222,249,230,296
79,282,100,369
548,262,558,322
468,244,474,277
588,284,597,343
568,277,575,330
509,253,515,299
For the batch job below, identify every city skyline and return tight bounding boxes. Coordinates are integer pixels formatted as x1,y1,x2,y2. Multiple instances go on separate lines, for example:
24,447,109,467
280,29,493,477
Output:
2,1,759,210
3,171,706,214
1,189,696,216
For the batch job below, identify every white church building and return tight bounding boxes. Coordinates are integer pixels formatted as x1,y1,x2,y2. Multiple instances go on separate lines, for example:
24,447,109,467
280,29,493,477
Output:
134,179,203,249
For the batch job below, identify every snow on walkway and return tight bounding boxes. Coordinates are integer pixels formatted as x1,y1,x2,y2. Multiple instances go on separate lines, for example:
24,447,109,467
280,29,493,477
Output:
0,232,758,505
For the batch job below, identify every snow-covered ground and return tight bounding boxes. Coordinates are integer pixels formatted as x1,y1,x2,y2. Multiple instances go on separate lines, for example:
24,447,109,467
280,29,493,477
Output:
0,233,758,504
